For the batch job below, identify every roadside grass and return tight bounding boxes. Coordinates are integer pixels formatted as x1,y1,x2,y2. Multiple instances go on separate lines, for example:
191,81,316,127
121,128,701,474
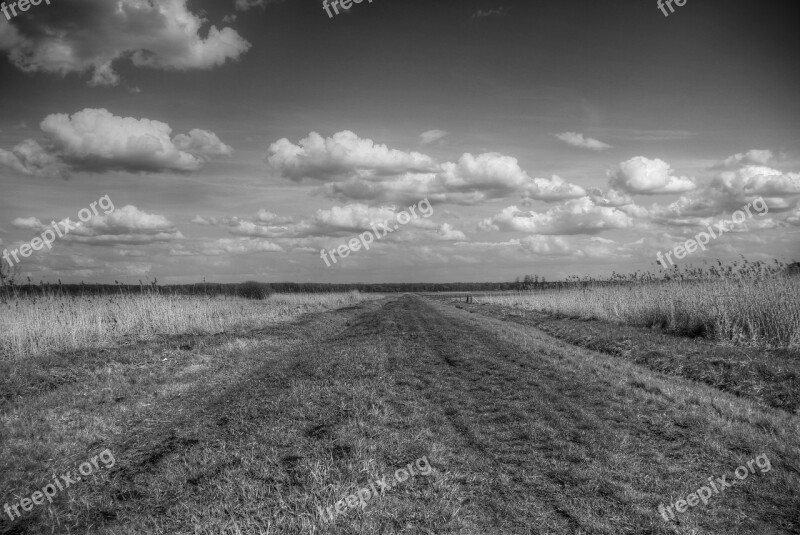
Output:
481,261,800,349
452,300,800,415
0,291,376,362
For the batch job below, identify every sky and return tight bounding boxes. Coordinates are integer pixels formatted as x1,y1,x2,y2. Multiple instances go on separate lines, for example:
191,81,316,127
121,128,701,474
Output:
0,0,799,284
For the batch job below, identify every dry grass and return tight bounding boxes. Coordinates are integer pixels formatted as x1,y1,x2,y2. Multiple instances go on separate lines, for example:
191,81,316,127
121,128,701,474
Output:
482,261,800,348
0,291,377,361
2,295,798,534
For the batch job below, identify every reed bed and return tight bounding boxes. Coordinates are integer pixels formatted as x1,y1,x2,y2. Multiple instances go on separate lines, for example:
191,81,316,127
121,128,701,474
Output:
0,291,376,361
482,261,800,348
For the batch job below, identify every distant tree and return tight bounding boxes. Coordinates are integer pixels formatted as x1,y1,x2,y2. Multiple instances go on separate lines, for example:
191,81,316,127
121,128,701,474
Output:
237,281,272,300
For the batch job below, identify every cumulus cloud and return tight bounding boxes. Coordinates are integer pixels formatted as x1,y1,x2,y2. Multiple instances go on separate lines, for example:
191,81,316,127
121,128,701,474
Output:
0,0,251,86
254,209,294,225
194,203,464,245
322,156,587,204
711,149,773,170
11,216,45,229
525,175,588,202
654,165,800,222
420,129,448,145
191,215,218,226
81,206,177,235
519,235,575,255
0,109,232,176
11,205,182,245
173,129,233,157
712,166,800,197
268,131,436,181
273,131,587,204
608,157,697,195
587,187,635,207
228,204,405,239
435,223,467,241
555,132,612,151
0,139,65,177
479,197,633,235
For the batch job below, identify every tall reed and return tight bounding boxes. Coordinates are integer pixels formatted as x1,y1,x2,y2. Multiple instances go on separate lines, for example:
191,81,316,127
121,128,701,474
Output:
0,291,377,361
483,260,800,348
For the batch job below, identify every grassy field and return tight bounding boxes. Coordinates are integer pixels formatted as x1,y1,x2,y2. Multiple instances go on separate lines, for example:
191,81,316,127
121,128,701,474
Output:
0,291,374,361
478,262,800,348
0,291,380,410
1,293,798,534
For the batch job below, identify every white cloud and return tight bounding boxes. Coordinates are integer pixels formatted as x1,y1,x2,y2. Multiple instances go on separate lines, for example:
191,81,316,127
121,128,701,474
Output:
653,165,800,222
479,197,633,235
225,204,401,239
712,166,800,197
555,132,612,151
711,149,773,169
0,109,232,176
0,0,251,86
526,175,588,202
435,223,467,241
268,130,435,181
254,210,294,224
81,206,177,235
608,157,697,195
275,132,587,205
420,129,448,145
195,203,464,246
173,129,233,157
192,215,218,226
10,206,182,245
0,139,65,177
11,217,45,229
587,187,634,207
437,152,587,203
519,235,575,255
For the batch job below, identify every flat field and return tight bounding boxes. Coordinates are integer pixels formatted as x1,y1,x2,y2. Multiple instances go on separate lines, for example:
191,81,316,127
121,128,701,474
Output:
1,294,798,534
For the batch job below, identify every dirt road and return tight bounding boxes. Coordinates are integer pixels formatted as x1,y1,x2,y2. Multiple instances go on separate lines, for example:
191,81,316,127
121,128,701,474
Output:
4,296,798,534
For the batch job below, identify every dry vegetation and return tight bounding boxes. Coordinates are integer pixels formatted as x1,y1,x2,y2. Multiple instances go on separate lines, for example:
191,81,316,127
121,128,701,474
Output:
483,260,800,348
0,291,376,361
3,295,798,534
